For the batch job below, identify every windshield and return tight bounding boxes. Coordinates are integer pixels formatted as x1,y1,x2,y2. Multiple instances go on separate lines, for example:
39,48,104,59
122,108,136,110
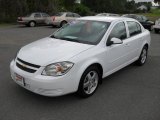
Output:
51,20,110,45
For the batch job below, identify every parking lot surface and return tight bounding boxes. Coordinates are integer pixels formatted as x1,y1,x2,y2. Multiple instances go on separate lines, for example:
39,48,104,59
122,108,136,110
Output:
0,25,160,120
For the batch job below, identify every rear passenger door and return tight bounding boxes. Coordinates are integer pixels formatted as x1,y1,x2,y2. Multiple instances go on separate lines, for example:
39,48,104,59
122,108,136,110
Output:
126,21,143,60
34,13,43,24
66,13,75,22
42,13,50,23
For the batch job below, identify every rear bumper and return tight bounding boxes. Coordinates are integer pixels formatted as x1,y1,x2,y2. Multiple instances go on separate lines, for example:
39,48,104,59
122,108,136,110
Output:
17,21,28,25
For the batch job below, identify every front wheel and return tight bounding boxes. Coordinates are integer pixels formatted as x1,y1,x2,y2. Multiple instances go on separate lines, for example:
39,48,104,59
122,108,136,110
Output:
77,66,101,98
136,46,148,66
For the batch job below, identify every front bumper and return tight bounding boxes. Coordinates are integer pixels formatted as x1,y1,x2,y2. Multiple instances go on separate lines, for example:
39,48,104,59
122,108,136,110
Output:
10,60,78,96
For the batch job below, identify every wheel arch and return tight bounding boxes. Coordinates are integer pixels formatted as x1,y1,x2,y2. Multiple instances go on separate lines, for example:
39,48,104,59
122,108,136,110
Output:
28,20,36,25
60,20,67,27
76,61,104,91
28,20,36,23
144,43,149,50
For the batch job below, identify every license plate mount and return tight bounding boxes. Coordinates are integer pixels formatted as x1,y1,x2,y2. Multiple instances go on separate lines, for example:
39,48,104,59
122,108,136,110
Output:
15,73,25,86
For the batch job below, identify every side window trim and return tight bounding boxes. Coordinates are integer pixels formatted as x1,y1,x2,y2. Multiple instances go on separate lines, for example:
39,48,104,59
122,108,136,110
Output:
107,21,128,41
106,21,127,45
126,21,142,38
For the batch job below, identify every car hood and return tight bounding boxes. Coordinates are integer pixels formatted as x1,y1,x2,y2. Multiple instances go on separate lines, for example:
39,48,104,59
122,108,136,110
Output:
18,37,94,66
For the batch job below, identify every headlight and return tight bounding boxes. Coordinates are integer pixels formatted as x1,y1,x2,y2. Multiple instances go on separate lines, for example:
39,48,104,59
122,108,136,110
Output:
42,62,74,76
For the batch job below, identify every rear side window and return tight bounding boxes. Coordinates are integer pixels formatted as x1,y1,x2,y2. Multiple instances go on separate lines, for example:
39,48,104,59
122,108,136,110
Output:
73,13,81,18
127,21,142,37
108,22,127,41
34,13,41,18
66,13,74,17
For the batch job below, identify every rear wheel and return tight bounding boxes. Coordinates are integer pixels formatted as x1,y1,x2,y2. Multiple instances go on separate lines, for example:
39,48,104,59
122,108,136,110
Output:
154,29,159,33
29,21,36,27
77,66,101,98
136,46,148,66
60,21,67,27
149,25,153,31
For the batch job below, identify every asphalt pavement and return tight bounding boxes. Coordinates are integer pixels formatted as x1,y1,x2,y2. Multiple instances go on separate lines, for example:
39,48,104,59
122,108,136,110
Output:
0,25,160,120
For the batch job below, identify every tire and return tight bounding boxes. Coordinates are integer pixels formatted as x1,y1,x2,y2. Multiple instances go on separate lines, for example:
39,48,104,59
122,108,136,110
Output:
77,66,101,98
60,21,67,27
149,25,153,31
29,21,36,27
154,29,159,33
136,46,148,66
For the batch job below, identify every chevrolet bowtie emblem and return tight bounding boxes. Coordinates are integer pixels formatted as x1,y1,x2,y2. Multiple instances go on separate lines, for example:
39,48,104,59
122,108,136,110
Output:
22,64,27,68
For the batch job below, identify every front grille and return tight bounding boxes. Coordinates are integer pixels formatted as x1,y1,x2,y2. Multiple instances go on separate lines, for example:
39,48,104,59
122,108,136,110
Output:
17,58,40,68
16,62,36,73
16,58,40,73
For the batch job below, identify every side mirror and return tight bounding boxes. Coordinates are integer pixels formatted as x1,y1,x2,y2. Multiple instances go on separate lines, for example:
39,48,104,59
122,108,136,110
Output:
107,38,123,46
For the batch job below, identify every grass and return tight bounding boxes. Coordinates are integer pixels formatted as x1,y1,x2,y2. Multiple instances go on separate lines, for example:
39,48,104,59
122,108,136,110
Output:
138,9,160,21
0,23,13,28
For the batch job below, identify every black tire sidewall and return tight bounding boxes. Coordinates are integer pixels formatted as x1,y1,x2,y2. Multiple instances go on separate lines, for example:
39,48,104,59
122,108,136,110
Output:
77,66,101,98
60,21,67,27
137,46,148,66
29,21,36,27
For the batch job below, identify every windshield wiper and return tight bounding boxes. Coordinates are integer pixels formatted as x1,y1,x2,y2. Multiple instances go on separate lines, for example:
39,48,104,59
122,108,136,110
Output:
50,35,59,39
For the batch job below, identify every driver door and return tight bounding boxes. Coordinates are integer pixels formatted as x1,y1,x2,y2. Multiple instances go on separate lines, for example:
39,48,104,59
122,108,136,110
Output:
104,22,129,73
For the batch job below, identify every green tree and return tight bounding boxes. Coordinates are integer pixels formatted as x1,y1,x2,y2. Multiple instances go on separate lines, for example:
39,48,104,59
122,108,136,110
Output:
82,0,127,13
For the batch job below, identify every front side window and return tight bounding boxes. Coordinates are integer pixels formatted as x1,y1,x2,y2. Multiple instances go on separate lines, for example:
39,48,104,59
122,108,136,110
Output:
42,13,49,17
108,22,127,42
127,21,142,37
51,20,110,45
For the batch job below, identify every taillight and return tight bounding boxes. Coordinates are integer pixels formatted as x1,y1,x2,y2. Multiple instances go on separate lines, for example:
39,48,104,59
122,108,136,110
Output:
18,17,22,21
52,16,55,21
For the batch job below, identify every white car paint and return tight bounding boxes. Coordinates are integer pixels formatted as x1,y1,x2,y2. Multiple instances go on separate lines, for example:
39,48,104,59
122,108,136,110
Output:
10,16,151,97
153,18,160,31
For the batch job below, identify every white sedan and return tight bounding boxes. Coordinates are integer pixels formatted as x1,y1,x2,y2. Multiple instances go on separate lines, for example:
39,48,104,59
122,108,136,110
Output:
153,18,160,33
10,17,151,98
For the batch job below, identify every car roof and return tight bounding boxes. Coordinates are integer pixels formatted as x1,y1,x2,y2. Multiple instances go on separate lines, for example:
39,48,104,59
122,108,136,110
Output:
123,14,142,17
78,16,135,22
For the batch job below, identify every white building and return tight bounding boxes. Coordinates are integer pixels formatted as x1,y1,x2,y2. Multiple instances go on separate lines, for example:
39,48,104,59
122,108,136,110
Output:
128,0,159,6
